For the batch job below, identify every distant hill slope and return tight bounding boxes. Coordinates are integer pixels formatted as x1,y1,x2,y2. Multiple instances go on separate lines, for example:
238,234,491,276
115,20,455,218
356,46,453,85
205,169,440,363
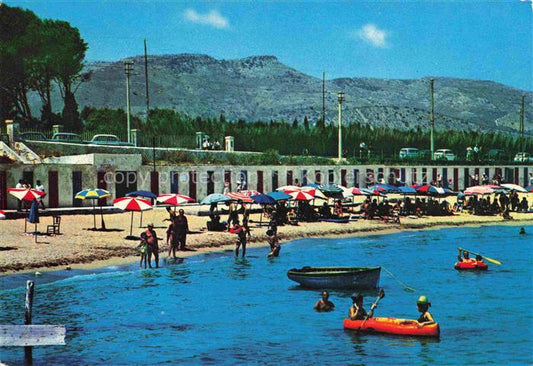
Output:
46,54,533,134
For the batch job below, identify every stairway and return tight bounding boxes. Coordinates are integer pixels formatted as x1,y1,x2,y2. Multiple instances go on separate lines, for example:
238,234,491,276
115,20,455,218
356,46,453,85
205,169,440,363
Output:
0,142,42,164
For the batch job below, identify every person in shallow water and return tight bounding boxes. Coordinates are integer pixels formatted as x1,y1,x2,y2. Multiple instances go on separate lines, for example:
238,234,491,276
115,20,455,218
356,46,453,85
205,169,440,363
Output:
266,229,281,257
314,291,335,312
229,221,247,257
416,295,435,328
519,227,526,235
349,293,375,320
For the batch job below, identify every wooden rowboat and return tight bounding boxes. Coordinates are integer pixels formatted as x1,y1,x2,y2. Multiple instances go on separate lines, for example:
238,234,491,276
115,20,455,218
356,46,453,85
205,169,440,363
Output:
287,266,381,289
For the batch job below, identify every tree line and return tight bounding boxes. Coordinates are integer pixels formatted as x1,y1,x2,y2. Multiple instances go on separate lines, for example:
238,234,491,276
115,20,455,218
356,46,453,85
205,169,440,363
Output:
0,4,88,131
81,107,531,160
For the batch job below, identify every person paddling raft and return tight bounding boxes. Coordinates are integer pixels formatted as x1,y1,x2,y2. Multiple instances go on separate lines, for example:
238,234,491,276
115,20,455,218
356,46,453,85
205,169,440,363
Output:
416,295,435,328
314,291,335,312
458,249,476,263
349,293,375,320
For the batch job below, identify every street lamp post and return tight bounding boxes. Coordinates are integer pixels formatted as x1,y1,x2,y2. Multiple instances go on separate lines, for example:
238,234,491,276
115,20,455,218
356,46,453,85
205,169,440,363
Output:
124,61,134,143
337,91,345,161
429,78,435,160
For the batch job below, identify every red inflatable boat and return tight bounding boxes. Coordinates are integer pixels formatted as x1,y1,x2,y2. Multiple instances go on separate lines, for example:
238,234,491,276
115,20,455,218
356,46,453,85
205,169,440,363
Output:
344,317,440,338
454,260,488,270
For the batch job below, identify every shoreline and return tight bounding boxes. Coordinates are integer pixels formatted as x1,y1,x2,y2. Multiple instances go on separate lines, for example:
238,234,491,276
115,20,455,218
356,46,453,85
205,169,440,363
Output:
1,211,531,276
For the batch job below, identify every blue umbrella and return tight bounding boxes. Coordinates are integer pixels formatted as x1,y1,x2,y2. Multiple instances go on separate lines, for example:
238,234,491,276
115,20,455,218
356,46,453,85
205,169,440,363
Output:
267,191,291,201
126,190,157,227
126,190,157,199
251,194,276,205
200,193,232,205
397,186,417,195
28,200,39,242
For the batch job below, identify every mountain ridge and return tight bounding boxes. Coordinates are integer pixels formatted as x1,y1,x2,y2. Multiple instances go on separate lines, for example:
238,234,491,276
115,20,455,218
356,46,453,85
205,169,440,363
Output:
46,53,532,134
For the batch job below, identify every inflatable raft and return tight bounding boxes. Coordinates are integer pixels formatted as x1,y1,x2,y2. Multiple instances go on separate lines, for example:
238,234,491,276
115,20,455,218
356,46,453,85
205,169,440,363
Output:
454,260,488,270
344,317,440,338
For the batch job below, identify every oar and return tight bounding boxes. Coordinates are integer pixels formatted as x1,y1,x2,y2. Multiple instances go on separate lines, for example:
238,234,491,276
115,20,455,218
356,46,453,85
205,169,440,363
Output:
458,247,502,265
358,288,385,330
382,267,416,292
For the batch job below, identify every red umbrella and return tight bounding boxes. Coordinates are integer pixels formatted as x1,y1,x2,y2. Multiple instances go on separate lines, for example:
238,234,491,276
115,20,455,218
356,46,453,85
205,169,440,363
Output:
227,192,254,203
156,194,194,206
288,190,315,201
464,186,494,195
113,197,153,237
7,188,46,201
0,210,5,220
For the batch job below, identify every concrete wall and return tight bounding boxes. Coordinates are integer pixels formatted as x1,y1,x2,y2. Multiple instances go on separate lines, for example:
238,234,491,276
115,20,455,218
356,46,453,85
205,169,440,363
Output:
1,155,531,209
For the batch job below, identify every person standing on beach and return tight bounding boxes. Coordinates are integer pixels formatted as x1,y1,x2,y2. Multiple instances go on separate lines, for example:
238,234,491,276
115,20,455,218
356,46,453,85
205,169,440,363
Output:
174,209,189,250
35,180,45,209
145,223,159,268
166,222,179,259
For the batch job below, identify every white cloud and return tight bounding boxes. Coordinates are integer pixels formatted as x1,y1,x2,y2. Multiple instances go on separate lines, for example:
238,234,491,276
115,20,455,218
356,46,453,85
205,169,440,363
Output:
184,9,229,29
355,24,388,48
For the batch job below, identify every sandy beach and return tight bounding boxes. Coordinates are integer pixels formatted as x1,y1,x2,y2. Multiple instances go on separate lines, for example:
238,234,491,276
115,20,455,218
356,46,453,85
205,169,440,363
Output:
1,203,531,275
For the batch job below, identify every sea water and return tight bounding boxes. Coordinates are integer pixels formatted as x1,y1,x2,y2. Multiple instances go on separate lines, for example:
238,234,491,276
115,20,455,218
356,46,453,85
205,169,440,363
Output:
1,224,532,365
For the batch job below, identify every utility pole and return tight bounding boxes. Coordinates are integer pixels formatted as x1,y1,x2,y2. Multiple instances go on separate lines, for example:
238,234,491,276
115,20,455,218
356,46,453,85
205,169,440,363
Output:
429,78,435,160
337,91,345,161
520,94,525,152
322,72,326,127
144,39,150,123
124,61,134,143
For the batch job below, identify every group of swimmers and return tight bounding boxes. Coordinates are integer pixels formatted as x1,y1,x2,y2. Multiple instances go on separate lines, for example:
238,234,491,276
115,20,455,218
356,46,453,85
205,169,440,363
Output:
314,290,435,327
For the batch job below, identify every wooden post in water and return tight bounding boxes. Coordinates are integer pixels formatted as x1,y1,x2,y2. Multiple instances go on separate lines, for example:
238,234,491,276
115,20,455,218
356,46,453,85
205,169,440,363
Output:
24,280,35,365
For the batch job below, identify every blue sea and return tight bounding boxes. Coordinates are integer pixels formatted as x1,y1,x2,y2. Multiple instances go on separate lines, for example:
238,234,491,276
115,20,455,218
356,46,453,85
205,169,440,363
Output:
1,224,532,365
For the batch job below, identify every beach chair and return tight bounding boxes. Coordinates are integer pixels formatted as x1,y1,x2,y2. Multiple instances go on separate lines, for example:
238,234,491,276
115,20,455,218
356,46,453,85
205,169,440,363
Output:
47,215,61,235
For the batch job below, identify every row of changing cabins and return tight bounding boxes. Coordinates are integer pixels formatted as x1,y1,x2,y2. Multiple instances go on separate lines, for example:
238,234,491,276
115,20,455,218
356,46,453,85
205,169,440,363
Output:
1,160,530,209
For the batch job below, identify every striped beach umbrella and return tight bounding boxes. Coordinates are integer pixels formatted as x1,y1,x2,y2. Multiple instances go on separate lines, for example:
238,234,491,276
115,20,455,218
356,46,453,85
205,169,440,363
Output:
288,190,315,201
464,185,494,195
227,192,254,203
240,190,261,197
75,188,111,230
156,193,194,206
7,188,46,202
113,197,153,237
200,193,232,205
501,184,527,193
0,210,5,219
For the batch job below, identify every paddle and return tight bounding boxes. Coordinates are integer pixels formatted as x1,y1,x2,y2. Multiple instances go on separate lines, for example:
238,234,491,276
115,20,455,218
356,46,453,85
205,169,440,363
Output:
358,288,385,330
458,247,502,265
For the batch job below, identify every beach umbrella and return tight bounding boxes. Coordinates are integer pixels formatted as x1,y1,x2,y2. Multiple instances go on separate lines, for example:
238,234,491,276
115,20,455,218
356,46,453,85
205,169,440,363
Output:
370,184,401,194
501,184,527,193
339,186,369,198
288,190,315,201
361,188,387,198
200,193,232,205
317,184,343,198
250,194,276,205
7,188,46,202
28,200,39,242
113,197,153,237
75,188,111,230
240,190,261,197
227,192,254,203
0,210,5,220
525,186,533,193
157,193,194,205
397,186,417,195
464,185,494,195
267,191,292,201
127,191,158,228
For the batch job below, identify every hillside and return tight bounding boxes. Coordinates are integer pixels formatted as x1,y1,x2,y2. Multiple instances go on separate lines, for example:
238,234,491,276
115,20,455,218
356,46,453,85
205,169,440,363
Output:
45,54,532,134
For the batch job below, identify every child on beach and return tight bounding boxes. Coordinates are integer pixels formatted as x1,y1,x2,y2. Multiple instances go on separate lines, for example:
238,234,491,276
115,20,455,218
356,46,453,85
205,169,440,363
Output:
229,221,247,257
137,232,149,269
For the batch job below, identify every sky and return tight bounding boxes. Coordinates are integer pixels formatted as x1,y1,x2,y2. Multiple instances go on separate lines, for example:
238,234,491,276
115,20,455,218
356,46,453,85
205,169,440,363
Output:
5,0,533,91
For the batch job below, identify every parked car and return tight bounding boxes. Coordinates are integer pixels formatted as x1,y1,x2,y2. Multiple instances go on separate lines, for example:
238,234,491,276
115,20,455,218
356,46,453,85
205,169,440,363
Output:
513,152,533,163
19,132,48,141
50,132,83,143
433,149,456,161
399,148,419,159
88,134,134,146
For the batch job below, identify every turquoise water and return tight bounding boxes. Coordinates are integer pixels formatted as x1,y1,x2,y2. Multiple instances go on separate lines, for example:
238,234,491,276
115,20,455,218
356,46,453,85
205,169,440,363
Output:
1,225,532,365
